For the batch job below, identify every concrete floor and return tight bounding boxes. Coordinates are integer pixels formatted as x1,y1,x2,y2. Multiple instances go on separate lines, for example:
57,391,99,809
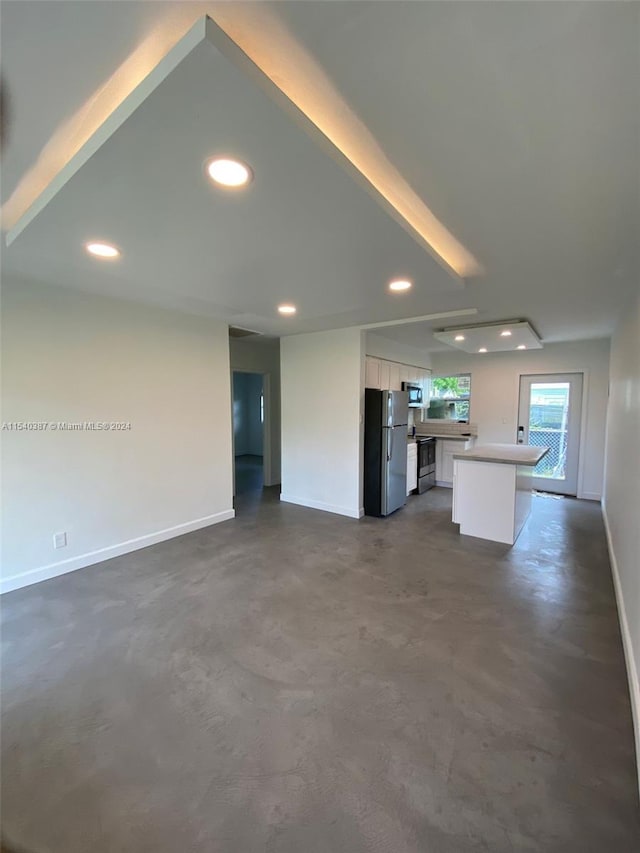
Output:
234,453,264,495
2,489,639,852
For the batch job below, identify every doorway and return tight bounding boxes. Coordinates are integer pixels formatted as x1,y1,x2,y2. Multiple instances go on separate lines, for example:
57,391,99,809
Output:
518,373,583,495
232,371,265,496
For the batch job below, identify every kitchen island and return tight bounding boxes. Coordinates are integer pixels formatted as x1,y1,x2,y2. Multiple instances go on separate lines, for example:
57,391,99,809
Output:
452,443,549,545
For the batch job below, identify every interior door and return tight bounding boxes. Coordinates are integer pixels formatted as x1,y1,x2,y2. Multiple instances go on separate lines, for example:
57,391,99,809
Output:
517,373,583,495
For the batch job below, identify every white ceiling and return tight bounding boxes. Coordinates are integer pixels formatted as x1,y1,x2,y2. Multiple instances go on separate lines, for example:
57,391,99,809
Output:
2,1,639,350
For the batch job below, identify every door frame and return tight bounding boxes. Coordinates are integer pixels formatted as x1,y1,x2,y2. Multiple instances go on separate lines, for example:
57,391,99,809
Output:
230,369,273,494
514,368,590,499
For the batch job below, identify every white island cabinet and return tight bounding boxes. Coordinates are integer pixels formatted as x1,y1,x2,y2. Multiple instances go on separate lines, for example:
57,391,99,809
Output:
452,443,549,545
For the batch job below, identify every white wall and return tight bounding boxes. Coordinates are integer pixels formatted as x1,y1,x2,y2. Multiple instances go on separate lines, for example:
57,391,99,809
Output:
1,278,234,593
229,338,281,484
365,332,432,369
232,372,263,456
431,339,610,500
281,328,364,518
602,289,640,788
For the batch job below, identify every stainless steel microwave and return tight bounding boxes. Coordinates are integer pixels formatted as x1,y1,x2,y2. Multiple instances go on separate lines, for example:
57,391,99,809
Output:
401,382,423,407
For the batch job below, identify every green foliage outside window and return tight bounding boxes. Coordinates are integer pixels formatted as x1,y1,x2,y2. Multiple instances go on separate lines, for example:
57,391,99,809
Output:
428,374,471,421
432,376,468,397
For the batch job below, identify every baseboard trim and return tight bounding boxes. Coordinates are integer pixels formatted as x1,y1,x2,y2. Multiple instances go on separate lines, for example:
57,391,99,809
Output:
0,509,236,595
578,490,602,501
602,503,640,796
279,494,360,519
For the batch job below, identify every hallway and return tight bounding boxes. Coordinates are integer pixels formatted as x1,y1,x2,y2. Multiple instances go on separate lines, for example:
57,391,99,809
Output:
234,453,264,496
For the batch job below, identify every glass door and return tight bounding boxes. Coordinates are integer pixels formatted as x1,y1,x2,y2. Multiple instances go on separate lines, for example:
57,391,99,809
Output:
517,373,583,495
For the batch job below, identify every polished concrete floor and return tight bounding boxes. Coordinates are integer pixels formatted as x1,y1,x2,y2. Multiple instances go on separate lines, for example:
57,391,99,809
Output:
234,454,264,496
2,489,639,852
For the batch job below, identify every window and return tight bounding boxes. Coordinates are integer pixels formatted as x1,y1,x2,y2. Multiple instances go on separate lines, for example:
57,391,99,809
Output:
427,374,471,422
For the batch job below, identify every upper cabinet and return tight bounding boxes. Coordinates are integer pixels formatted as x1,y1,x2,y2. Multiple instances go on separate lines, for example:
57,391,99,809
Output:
388,362,402,391
420,370,431,402
379,360,391,391
365,356,381,389
365,355,431,395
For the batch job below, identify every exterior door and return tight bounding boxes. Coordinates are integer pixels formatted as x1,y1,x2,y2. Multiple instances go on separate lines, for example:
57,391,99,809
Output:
517,373,583,495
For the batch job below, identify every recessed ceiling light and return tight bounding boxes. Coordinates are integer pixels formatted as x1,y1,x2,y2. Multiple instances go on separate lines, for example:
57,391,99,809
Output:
478,347,487,353
500,330,512,337
388,279,412,292
206,157,253,188
278,304,297,316
517,344,527,350
454,334,465,342
85,241,120,259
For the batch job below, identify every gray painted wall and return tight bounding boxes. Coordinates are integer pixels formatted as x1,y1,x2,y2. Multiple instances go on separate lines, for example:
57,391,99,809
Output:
233,372,263,456
603,288,640,791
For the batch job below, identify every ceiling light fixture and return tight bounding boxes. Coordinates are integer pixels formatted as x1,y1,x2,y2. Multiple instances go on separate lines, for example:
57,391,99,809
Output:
206,157,253,188
85,241,120,259
388,279,412,292
434,320,542,353
278,304,297,316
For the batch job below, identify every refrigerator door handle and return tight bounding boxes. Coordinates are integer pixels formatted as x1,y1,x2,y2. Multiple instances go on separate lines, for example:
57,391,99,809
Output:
387,426,393,462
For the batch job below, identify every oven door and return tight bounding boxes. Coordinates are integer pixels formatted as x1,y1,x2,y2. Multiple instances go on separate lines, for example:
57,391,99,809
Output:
418,438,435,476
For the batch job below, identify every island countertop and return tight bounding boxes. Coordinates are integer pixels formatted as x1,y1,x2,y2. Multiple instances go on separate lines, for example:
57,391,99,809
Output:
453,442,549,466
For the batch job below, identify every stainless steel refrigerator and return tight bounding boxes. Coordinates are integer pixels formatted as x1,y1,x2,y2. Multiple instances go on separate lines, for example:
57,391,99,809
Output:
364,389,409,517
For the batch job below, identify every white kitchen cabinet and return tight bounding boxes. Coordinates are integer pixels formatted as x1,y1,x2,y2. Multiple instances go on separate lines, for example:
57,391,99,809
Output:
440,441,457,485
365,356,381,389
365,358,430,395
420,370,432,405
436,438,474,487
378,360,391,391
407,442,418,495
388,362,402,391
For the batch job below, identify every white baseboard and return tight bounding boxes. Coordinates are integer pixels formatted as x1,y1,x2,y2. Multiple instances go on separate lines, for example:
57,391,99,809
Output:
359,507,365,519
578,490,602,501
602,503,640,795
279,494,360,519
0,509,235,595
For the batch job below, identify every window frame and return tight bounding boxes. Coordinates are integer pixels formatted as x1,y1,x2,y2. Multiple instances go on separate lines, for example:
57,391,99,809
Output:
427,373,472,423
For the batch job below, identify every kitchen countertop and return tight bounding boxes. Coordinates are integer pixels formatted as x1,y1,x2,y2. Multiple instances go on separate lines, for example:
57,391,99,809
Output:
416,433,475,441
453,442,549,466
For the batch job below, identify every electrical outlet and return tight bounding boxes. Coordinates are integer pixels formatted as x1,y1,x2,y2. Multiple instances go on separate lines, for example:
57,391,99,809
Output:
53,532,67,549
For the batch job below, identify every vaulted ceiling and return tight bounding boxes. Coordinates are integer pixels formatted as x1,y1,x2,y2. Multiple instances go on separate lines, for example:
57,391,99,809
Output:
2,1,638,349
